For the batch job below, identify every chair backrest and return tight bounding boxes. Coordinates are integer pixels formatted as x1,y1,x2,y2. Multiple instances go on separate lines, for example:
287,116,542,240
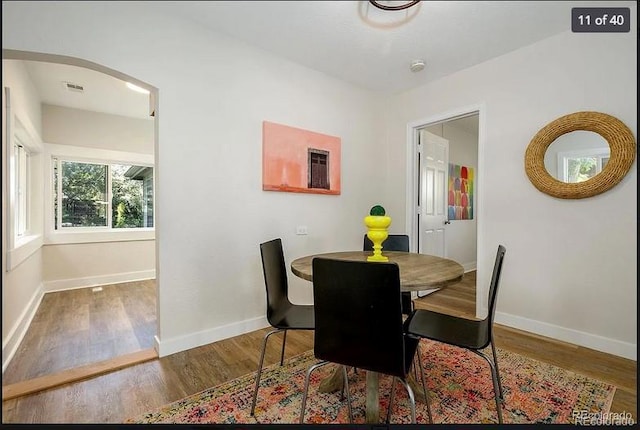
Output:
260,238,291,325
485,245,507,340
363,234,409,252
312,257,415,378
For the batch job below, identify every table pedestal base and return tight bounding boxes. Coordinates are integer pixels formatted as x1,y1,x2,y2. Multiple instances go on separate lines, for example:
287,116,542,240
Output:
318,364,346,393
318,364,428,423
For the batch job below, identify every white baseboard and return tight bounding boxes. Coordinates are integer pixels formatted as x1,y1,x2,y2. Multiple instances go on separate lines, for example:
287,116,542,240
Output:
496,311,636,361
417,288,439,298
462,262,477,272
155,316,270,358
2,283,44,373
43,270,156,293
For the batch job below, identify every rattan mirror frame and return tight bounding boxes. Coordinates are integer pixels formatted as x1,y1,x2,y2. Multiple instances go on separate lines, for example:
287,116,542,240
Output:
525,111,636,199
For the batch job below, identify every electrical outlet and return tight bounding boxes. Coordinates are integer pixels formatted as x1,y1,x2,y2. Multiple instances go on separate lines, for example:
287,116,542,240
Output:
296,225,308,235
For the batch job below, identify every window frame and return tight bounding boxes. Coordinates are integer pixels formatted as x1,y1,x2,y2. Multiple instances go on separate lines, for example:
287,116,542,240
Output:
557,147,611,183
307,148,330,190
53,157,112,230
45,144,155,245
5,88,44,271
14,137,30,237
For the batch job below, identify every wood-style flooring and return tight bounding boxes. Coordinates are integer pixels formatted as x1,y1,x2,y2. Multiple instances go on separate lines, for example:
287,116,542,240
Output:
1,272,636,423
3,280,156,385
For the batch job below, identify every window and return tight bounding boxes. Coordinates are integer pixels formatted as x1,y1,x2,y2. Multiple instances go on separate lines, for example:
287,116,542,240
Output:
53,158,154,230
559,149,610,183
308,148,330,190
7,107,42,260
6,96,45,267
13,139,30,237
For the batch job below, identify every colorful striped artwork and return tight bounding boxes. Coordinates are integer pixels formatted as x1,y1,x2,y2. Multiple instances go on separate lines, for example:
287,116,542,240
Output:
448,164,474,220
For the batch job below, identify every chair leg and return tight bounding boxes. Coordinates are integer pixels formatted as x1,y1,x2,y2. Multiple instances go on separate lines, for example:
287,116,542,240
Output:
472,350,504,424
341,365,354,423
399,378,417,424
300,361,330,424
386,377,417,424
386,376,396,424
490,337,504,402
415,343,433,424
280,330,288,366
251,328,284,416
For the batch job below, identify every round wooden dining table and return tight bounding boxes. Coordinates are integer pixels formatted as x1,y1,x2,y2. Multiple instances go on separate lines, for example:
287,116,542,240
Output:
290,250,464,424
291,250,464,292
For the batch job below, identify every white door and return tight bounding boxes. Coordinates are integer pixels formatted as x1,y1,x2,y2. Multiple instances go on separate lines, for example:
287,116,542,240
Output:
417,129,449,297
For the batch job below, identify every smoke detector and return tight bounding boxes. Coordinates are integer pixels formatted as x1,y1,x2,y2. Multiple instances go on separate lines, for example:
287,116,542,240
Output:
410,59,426,73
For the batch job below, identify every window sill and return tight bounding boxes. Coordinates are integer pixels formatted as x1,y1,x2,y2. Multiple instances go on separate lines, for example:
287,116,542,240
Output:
45,228,155,245
7,234,43,271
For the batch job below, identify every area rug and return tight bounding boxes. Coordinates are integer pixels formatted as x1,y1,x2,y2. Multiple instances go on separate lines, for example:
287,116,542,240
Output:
128,339,615,424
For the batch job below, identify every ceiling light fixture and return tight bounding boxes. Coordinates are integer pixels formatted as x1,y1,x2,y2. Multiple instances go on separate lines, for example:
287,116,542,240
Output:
126,82,150,94
369,0,420,11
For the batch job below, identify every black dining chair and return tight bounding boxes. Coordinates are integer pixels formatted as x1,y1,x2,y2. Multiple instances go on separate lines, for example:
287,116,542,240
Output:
363,234,414,315
300,257,432,424
250,238,315,417
404,245,507,424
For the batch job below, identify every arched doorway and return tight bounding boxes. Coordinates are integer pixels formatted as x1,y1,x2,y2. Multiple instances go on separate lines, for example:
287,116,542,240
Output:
2,49,160,396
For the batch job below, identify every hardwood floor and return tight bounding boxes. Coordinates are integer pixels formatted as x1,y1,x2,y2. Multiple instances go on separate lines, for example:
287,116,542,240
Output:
2,280,156,385
1,272,636,423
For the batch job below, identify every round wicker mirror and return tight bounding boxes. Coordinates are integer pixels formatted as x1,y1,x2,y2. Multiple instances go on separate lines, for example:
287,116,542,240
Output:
525,111,636,199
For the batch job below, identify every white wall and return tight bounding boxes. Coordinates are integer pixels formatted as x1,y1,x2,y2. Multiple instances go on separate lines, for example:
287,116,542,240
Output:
43,241,155,291
43,104,154,154
2,2,386,356
2,60,45,370
386,29,637,359
425,119,478,270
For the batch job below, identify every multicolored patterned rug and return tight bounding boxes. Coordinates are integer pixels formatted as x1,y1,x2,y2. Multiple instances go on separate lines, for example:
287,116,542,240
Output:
128,339,615,424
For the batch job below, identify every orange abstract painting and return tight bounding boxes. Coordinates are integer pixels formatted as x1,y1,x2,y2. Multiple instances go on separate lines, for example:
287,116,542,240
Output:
262,121,341,195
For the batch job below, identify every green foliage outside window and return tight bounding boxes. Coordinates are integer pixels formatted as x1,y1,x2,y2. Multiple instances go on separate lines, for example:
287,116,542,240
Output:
567,157,597,183
57,160,149,229
111,164,143,228
61,161,108,227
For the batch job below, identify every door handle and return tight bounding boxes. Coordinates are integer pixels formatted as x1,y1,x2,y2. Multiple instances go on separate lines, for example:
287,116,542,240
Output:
444,220,451,225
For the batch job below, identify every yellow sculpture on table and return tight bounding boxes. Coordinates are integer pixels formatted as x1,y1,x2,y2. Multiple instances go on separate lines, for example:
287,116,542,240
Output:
364,205,391,262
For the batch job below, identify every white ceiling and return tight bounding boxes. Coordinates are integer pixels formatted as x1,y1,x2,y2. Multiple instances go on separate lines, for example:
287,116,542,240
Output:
156,0,574,93
22,61,151,120
18,1,582,119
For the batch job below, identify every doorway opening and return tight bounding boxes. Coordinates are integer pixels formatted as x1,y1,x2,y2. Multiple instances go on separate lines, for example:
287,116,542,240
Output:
406,106,483,318
2,49,160,396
